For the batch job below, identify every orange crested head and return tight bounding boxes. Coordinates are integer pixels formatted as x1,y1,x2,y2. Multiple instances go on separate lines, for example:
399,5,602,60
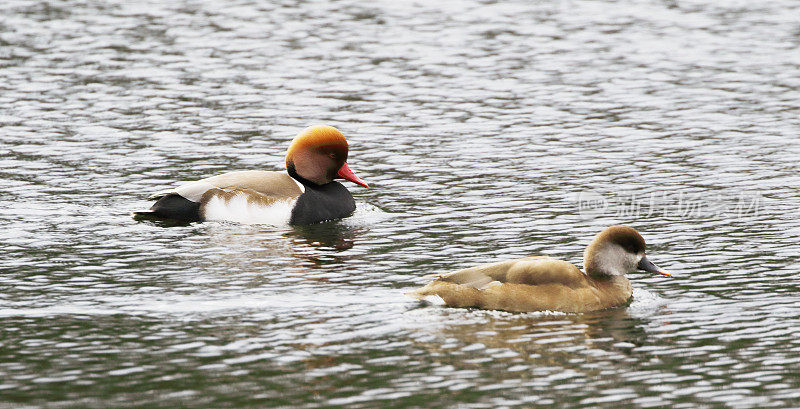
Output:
285,125,368,188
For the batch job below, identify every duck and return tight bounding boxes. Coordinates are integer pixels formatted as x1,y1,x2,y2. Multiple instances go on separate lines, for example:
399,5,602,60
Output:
133,125,369,225
408,225,670,313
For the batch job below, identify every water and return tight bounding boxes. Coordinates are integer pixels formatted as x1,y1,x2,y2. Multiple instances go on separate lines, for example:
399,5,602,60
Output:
2,0,800,407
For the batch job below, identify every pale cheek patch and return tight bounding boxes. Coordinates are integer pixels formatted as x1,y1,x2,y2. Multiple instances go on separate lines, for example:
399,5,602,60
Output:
595,245,632,276
202,194,295,226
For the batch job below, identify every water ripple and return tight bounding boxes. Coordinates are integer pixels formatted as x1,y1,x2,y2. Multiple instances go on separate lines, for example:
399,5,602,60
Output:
2,0,800,407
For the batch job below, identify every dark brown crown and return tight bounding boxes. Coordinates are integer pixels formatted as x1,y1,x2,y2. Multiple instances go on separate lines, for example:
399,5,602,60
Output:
600,225,646,254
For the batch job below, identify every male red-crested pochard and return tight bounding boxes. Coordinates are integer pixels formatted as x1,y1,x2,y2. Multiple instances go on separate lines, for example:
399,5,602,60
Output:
409,225,670,313
133,125,369,225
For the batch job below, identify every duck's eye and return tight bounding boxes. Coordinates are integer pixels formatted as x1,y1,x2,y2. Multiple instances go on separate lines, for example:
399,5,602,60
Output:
328,152,337,159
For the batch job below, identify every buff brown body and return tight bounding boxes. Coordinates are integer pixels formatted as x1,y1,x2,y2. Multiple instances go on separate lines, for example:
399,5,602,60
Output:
409,226,668,313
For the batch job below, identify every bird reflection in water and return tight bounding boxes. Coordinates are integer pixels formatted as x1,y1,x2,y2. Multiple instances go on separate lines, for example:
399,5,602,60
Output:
192,221,366,282
405,305,658,372
287,222,360,253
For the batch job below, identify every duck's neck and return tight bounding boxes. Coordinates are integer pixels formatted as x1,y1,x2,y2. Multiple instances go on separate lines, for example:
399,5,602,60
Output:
287,166,327,188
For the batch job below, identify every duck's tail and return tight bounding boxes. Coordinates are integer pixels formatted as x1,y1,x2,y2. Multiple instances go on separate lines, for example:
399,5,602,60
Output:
131,210,158,220
406,285,447,305
405,279,442,300
132,193,202,223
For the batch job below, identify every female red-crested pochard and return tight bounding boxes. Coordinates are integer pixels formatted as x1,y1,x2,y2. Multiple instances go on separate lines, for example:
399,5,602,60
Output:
134,125,369,225
409,225,670,313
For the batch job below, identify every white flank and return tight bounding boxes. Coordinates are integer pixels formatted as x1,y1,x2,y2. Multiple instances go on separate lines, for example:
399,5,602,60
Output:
202,193,295,226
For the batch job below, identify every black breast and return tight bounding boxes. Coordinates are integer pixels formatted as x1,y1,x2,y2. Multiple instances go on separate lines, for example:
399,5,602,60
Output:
289,181,356,225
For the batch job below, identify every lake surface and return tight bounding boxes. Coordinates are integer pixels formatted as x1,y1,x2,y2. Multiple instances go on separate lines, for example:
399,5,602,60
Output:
2,0,800,407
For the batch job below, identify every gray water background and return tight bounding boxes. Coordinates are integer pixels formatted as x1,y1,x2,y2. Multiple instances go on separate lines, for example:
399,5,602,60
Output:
2,0,800,407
